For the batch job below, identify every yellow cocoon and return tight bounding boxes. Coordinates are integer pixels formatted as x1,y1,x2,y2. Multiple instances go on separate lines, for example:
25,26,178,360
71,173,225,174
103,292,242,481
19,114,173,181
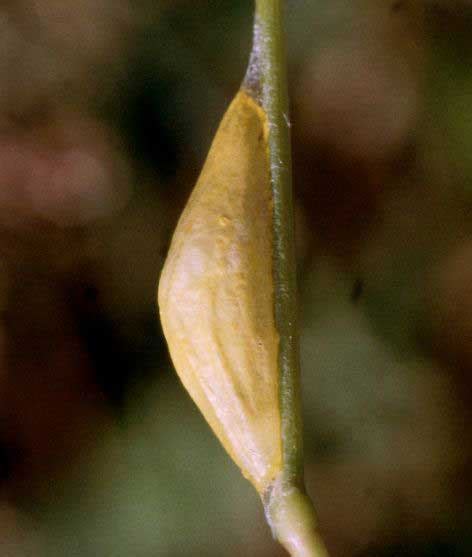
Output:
158,90,281,493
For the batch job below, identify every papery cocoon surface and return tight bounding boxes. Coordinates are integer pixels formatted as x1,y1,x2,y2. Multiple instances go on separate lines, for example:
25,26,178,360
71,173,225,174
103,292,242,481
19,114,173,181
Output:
158,90,281,493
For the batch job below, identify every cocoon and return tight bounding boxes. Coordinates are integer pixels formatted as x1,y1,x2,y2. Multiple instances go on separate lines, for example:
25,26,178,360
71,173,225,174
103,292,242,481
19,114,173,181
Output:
158,90,281,493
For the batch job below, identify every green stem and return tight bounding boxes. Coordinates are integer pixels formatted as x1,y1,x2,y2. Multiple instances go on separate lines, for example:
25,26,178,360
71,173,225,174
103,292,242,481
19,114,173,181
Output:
255,0,301,494
247,2,329,556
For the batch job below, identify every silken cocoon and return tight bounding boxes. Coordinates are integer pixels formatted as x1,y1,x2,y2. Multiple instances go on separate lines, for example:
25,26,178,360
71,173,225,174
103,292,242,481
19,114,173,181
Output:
158,90,281,494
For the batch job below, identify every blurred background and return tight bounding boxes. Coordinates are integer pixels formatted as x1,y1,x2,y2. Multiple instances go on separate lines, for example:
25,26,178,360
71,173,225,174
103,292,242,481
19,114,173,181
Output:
0,1,471,555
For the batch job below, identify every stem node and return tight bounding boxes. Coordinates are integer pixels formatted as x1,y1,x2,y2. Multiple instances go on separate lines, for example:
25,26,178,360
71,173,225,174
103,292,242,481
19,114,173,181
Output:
265,476,329,557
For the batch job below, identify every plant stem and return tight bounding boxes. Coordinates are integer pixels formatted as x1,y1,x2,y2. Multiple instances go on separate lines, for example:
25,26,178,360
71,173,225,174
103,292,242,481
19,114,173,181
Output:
248,2,329,556
255,0,301,495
